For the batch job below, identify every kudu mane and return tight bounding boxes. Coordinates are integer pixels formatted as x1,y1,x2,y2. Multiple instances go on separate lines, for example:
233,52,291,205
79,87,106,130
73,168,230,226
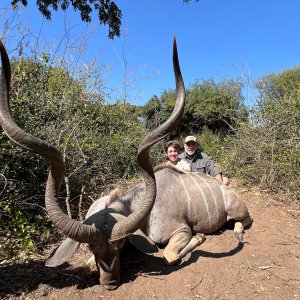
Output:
106,164,185,203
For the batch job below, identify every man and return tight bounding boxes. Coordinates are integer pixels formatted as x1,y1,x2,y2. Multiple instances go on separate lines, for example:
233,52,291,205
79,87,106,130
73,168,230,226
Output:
179,135,230,185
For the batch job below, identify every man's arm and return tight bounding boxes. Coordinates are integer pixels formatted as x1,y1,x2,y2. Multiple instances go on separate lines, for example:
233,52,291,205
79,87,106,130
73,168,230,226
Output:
202,152,222,178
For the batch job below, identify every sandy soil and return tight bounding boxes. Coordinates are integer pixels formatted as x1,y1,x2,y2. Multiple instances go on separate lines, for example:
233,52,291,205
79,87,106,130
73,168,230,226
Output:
1,186,299,300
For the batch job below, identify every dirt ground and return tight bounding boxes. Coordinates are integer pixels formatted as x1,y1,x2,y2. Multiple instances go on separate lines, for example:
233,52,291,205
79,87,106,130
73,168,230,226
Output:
1,185,299,300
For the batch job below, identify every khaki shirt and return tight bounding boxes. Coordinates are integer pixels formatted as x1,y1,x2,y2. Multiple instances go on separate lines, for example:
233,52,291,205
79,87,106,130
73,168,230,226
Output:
167,159,191,172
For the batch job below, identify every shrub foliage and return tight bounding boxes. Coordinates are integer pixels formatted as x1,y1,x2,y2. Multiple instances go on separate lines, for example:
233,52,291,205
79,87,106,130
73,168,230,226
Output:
224,68,300,198
1,54,299,260
0,56,147,259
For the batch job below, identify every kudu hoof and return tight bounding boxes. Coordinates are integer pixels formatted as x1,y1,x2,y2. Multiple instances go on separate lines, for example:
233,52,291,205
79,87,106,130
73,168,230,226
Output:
234,222,245,242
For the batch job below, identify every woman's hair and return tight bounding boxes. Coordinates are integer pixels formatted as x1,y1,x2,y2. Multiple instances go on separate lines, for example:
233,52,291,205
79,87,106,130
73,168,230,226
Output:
164,140,180,153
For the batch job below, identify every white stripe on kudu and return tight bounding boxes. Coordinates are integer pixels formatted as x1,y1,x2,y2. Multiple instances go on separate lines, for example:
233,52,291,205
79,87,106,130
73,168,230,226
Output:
195,174,219,221
186,173,212,228
180,175,192,219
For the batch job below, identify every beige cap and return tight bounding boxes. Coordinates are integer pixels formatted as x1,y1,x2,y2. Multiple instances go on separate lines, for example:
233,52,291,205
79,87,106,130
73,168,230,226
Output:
184,136,197,143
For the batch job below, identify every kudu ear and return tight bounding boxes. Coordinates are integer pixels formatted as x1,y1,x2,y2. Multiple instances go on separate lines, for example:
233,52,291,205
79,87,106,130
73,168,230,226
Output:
45,237,80,267
128,229,159,255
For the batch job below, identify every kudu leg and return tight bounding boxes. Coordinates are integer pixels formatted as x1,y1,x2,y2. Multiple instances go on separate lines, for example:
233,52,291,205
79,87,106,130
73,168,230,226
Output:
177,233,206,259
234,215,253,242
225,189,253,243
163,227,205,265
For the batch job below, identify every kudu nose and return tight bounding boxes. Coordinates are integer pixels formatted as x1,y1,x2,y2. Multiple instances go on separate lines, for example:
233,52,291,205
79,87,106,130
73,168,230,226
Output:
103,280,119,290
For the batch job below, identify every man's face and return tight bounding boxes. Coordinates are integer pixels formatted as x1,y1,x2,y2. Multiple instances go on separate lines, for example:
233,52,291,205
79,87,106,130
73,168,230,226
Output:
184,141,197,156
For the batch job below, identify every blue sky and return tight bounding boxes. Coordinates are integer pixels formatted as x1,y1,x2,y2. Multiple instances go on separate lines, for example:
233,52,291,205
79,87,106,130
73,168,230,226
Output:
1,0,300,105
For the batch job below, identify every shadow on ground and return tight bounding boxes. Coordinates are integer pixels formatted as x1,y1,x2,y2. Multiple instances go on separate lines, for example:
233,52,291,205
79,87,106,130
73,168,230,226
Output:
0,226,244,298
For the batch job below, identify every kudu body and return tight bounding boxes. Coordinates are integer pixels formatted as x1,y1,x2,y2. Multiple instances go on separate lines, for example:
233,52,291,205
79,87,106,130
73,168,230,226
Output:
0,39,252,290
67,165,252,264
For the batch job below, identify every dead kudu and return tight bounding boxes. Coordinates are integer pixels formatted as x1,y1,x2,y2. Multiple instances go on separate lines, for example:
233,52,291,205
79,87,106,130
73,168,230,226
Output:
0,39,252,290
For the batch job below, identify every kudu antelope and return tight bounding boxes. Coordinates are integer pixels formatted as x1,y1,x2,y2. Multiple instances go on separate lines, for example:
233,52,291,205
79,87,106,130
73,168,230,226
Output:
0,39,252,290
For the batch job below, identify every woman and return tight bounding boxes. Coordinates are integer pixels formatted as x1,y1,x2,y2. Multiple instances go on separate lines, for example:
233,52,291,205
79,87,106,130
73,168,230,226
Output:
164,140,191,172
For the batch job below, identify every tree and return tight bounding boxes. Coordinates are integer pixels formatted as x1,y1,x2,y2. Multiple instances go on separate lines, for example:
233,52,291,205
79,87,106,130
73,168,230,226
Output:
141,78,247,138
141,95,163,130
184,79,247,135
224,67,300,198
257,67,300,106
11,0,122,39
11,1,201,39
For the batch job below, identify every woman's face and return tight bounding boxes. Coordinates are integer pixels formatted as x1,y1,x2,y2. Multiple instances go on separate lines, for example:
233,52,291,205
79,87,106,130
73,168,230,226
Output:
167,146,179,164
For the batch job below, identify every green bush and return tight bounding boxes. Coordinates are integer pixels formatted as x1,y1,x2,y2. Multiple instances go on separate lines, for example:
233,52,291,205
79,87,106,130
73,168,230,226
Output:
0,56,148,259
141,78,248,138
2,52,299,262
224,68,300,199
